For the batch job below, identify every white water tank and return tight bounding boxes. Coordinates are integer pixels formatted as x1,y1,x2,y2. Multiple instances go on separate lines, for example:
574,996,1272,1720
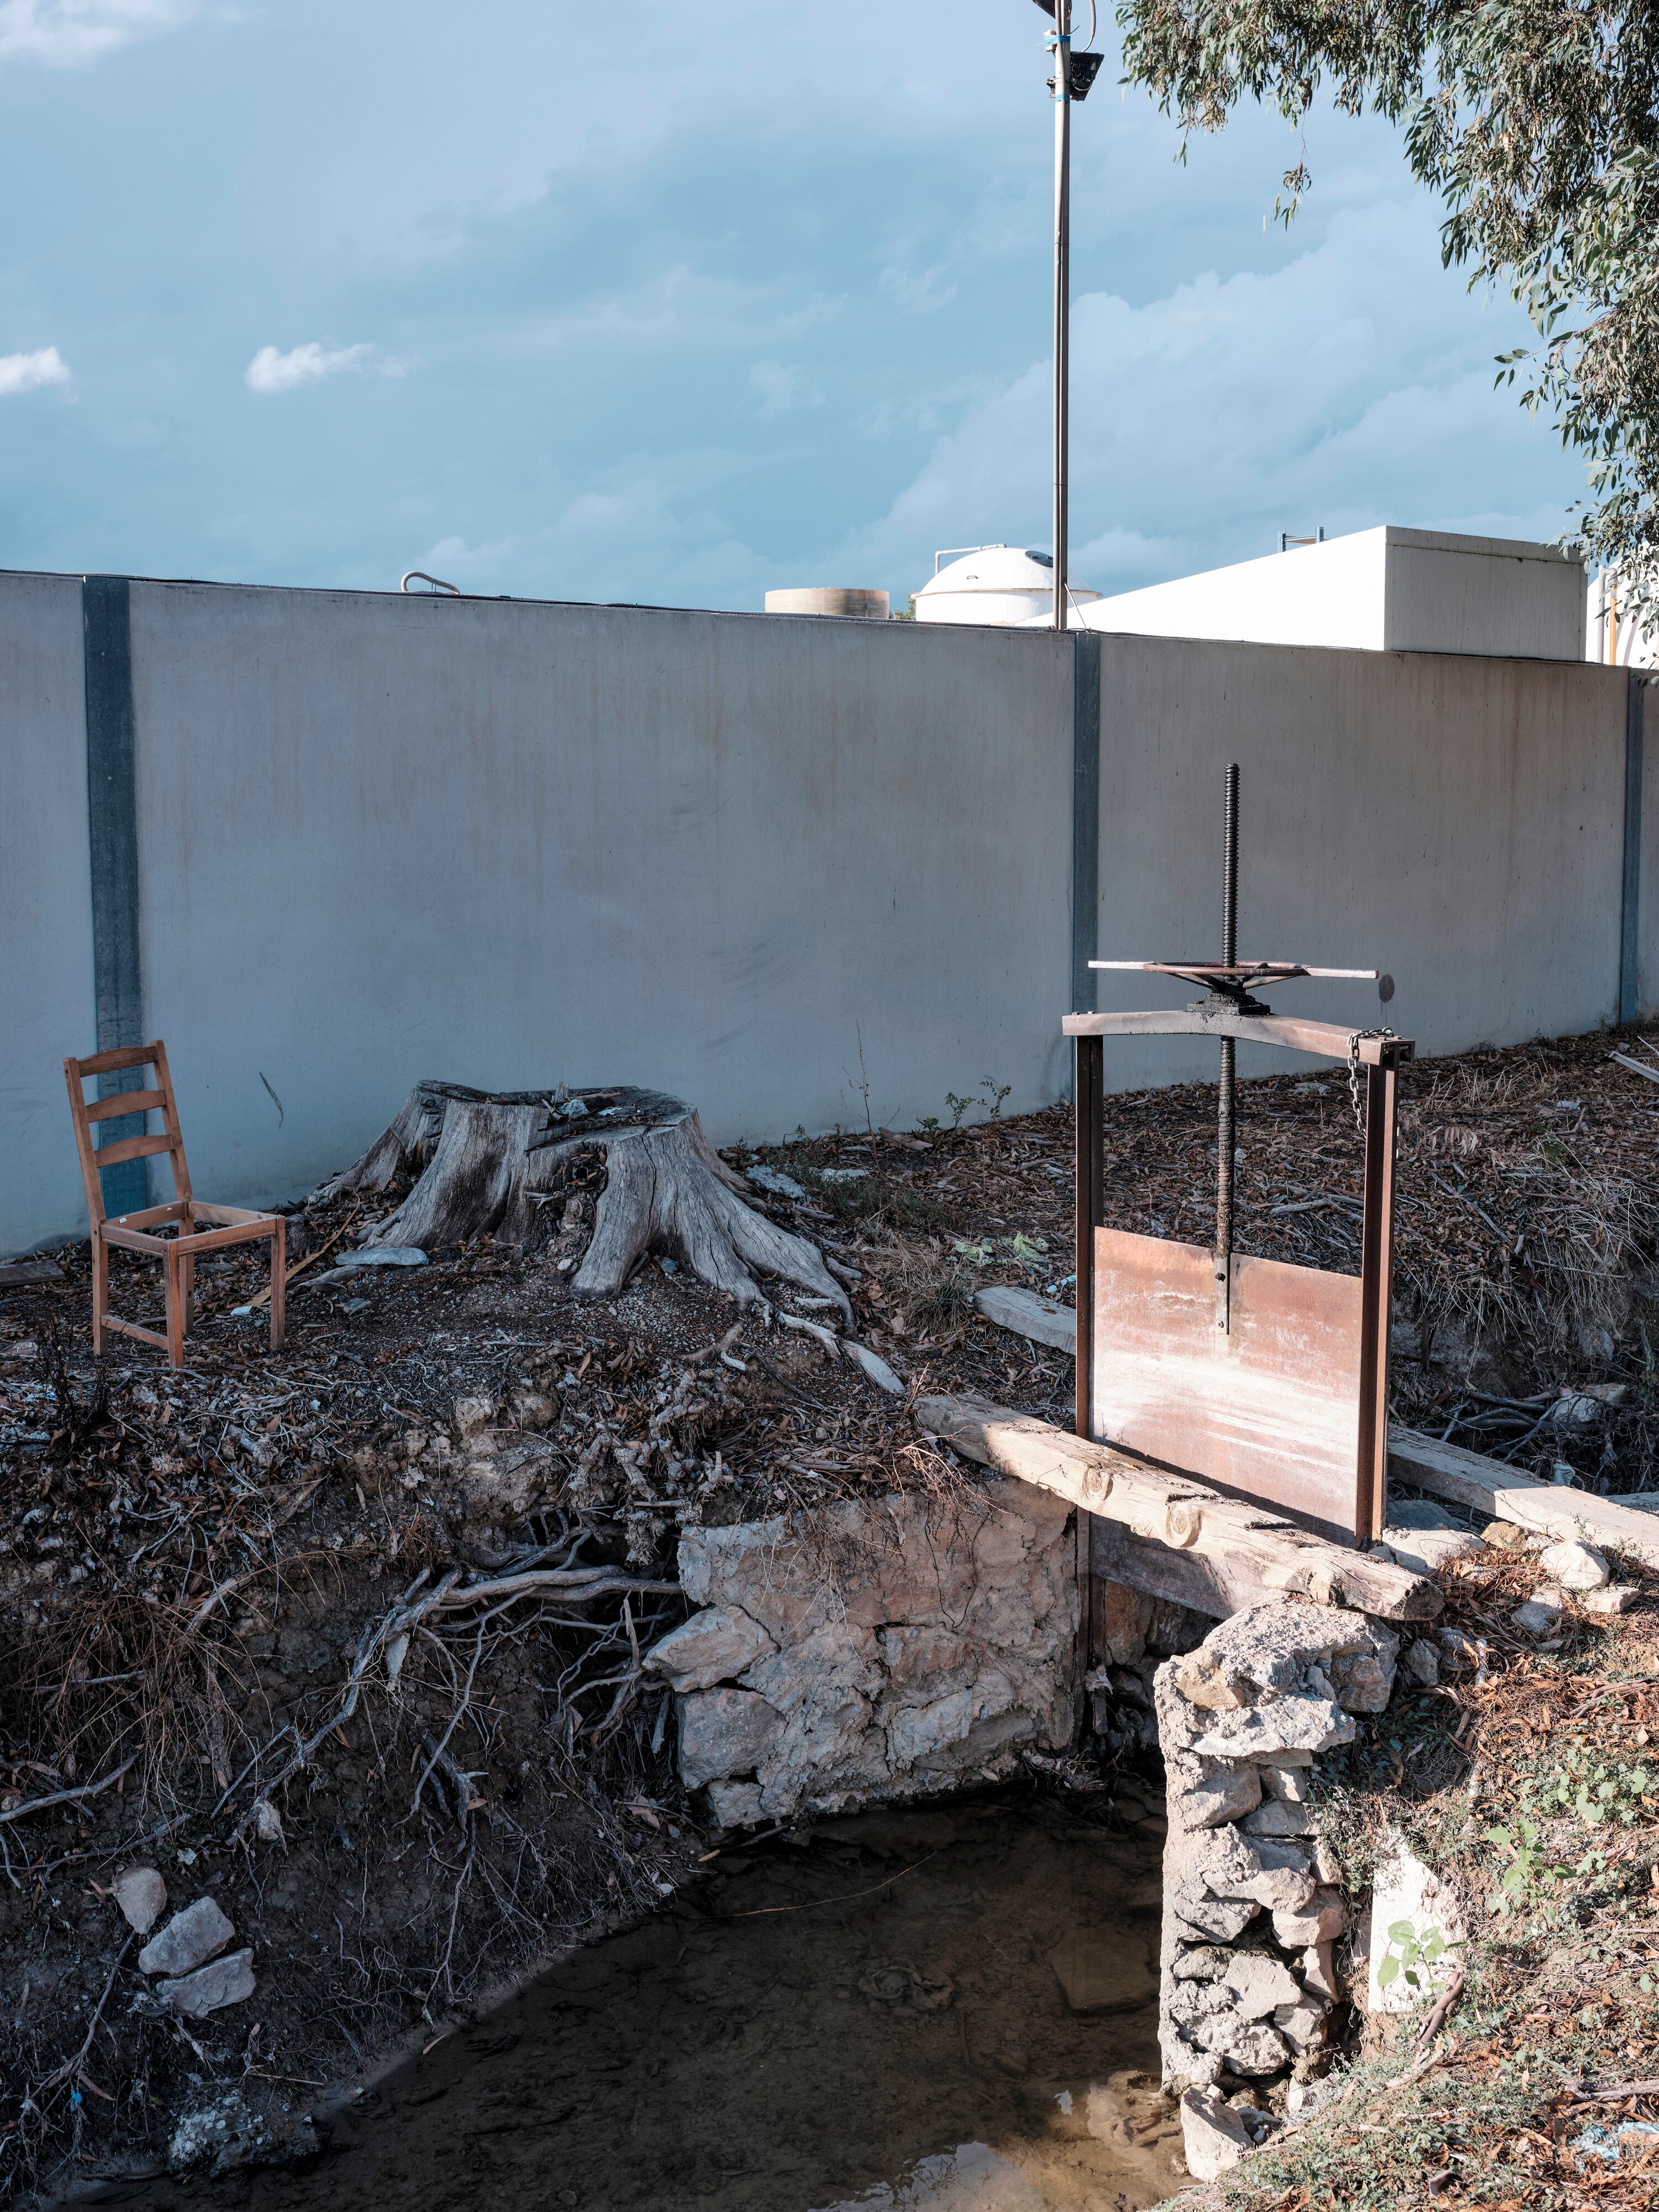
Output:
914,545,1101,627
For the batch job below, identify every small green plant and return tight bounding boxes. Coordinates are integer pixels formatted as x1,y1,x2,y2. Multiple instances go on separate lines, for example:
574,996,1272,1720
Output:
944,1092,974,1129
1519,1751,1655,1829
917,1115,940,1134
1376,1918,1456,1999
1004,1233,1048,1267
1485,1820,1571,1914
952,1238,997,1266
979,1077,1011,1120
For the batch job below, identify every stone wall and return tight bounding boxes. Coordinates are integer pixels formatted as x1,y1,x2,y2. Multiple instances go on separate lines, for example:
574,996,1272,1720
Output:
1152,1601,1402,2163
645,1475,1078,1827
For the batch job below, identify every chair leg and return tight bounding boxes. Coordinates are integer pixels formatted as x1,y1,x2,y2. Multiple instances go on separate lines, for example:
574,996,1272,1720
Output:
180,1250,195,1333
165,1248,186,1368
91,1232,108,1355
269,1217,286,1352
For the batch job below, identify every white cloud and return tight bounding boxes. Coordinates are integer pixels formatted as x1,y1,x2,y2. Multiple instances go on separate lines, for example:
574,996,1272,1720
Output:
748,360,822,419
0,1,203,69
879,260,957,315
243,341,408,395
830,199,1584,598
0,344,71,395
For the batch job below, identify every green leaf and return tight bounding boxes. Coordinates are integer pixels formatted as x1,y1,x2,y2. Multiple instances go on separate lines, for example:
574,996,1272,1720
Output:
1388,1921,1418,1943
1377,1954,1400,1988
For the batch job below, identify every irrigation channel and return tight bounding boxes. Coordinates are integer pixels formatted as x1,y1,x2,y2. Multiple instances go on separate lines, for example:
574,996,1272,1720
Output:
100,1792,1176,2212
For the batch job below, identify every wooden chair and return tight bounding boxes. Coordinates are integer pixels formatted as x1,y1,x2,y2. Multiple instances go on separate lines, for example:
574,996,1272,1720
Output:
63,1041,286,1365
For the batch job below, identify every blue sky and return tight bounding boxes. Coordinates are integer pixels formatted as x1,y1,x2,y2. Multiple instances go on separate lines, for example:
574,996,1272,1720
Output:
0,0,1587,611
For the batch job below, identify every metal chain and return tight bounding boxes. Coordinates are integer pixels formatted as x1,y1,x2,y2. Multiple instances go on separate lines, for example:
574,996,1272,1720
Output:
1347,1027,1397,1134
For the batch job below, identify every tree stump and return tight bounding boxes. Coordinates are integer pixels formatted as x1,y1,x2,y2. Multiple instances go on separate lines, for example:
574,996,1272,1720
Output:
317,1082,851,1315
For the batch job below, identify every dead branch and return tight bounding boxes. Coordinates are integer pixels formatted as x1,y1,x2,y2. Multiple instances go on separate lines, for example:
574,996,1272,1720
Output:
0,1755,138,1830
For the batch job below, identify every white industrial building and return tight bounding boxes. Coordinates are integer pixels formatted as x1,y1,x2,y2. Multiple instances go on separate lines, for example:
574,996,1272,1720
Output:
1021,525,1589,662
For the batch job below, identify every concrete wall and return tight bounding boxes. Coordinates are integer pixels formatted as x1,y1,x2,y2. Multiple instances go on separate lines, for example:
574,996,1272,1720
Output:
1088,635,1632,1092
0,567,1640,1254
1077,527,1585,662
1,573,96,1248
8,579,1075,1249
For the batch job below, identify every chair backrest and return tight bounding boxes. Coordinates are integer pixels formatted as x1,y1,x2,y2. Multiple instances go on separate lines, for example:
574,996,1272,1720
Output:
62,1040,193,1226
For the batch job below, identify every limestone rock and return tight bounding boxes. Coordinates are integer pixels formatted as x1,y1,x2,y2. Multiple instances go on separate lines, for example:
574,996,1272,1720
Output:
1189,1697,1356,1763
1260,1762,1309,1804
1161,2025,1225,2093
1171,1944,1234,1981
1366,1836,1465,2014
1537,1540,1611,1591
1180,2088,1252,2180
1273,1998,1328,2050
646,1606,777,1693
1387,1498,1458,1531
158,1948,255,2019
1402,1638,1441,1687
677,1688,784,1791
1220,1953,1303,2019
1183,1602,1389,1701
1272,1887,1348,1947
1380,1528,1483,1576
138,1897,234,1978
1582,1584,1640,1615
1194,2011,1289,2075
1175,1762,1262,1831
1301,1940,1339,2001
1512,1589,1564,1636
1241,1799,1313,1839
113,1866,167,1936
705,1780,764,1828
1167,1889,1262,1943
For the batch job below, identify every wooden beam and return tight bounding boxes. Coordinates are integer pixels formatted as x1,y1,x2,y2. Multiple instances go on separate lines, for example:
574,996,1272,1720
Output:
1389,1426,1659,1571
917,1391,1441,1623
1062,1007,1413,1067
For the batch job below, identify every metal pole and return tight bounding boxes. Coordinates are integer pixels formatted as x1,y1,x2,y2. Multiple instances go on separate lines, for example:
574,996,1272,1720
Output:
1215,761,1239,1328
1052,0,1071,631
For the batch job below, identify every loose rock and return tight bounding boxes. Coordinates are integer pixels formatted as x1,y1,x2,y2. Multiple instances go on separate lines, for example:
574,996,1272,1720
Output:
158,1947,257,2019
1180,2088,1251,2180
1537,1539,1611,1591
138,1896,234,1979
113,1866,167,1936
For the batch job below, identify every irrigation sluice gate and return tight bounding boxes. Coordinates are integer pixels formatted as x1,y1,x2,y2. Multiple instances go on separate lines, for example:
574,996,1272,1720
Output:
1066,769,1412,1550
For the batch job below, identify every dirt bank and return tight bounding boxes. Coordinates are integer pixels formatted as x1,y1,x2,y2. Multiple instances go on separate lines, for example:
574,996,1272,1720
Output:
5,1030,1659,2202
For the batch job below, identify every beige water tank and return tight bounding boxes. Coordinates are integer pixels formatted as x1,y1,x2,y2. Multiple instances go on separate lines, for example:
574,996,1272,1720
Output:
765,587,890,618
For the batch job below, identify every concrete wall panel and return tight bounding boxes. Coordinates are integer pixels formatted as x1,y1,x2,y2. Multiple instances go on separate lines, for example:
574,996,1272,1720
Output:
0,574,95,1251
124,583,1075,1213
1090,637,1630,1094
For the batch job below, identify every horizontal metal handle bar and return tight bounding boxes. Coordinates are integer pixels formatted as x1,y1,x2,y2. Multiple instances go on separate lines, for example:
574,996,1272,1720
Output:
1089,960,1379,979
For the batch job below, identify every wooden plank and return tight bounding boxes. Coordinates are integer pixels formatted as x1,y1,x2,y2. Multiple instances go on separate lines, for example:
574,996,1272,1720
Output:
104,1315,169,1352
1090,1517,1279,1620
106,1201,192,1230
977,1284,1077,1353
1389,1426,1659,1570
69,1043,159,1078
90,1130,175,1168
101,1225,174,1255
918,1390,1441,1622
172,1219,279,1256
0,1260,63,1288
1062,1007,1413,1067
83,1088,165,1123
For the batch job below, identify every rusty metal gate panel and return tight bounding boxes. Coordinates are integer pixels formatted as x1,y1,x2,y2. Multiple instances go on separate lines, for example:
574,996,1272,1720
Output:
1090,1226,1368,1546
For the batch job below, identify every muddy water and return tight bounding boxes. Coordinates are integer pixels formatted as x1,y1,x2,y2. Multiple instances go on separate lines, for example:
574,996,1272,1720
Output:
120,1796,1177,2212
